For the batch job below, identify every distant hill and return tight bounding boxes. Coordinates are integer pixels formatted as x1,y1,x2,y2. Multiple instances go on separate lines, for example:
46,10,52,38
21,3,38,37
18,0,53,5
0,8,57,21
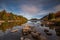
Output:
0,10,27,24
41,11,60,22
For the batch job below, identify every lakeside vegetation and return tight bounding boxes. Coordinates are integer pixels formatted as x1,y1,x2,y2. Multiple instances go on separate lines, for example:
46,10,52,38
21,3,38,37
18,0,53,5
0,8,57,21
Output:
0,10,27,24
41,11,60,26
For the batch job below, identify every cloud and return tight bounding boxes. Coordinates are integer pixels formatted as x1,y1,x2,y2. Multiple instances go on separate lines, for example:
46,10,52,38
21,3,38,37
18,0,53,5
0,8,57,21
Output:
54,4,60,11
0,0,60,19
18,12,33,19
21,5,40,15
20,4,55,19
20,5,46,17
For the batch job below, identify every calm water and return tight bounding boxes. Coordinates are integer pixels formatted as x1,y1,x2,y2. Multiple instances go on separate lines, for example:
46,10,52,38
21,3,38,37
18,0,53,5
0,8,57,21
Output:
0,21,60,40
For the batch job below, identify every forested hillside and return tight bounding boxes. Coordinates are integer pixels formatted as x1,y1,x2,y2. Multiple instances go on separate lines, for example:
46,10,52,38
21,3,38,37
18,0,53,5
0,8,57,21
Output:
0,10,27,24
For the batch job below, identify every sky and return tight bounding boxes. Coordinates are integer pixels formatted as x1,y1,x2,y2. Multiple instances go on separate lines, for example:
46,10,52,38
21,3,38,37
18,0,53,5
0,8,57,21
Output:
0,0,60,19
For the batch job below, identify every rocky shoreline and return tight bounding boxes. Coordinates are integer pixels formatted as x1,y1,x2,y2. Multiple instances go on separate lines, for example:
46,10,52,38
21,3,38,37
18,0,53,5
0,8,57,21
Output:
20,25,47,40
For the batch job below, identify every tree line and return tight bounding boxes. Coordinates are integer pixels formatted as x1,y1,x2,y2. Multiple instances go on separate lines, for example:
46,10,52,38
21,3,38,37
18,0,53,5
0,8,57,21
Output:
0,10,27,23
41,11,60,22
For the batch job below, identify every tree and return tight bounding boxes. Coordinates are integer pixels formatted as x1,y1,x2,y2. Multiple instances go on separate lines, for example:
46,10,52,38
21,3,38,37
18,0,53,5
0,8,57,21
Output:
1,10,8,20
48,13,55,21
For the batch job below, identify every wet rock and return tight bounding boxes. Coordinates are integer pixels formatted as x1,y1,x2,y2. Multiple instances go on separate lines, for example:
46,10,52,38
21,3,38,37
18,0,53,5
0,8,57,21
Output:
21,26,41,40
31,32,41,40
40,36,47,40
56,32,60,36
22,26,31,32
41,24,44,26
46,32,52,36
20,37,24,40
56,34,60,36
22,26,32,35
11,29,18,33
44,29,49,32
20,37,31,40
24,38,31,40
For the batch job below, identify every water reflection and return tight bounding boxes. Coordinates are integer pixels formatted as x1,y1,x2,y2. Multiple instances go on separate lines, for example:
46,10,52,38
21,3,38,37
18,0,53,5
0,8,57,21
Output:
55,26,60,36
0,22,23,32
46,25,60,36
0,21,60,40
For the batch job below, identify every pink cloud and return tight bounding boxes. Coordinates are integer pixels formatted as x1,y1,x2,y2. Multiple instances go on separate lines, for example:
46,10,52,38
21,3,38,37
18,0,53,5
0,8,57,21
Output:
21,5,39,15
54,5,60,12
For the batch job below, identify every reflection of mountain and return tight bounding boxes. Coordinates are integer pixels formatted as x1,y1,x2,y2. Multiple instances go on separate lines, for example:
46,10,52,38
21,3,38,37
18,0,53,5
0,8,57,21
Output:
55,26,60,36
0,10,27,24
29,18,40,22
30,18,38,22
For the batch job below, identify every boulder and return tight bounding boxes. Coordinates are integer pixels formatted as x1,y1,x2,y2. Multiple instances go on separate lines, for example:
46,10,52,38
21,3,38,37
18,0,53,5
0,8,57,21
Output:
44,29,49,32
46,32,52,36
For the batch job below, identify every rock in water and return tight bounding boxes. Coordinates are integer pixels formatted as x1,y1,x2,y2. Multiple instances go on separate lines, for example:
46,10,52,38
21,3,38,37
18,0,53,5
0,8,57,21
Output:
40,35,47,40
44,29,49,32
24,38,31,40
20,37,24,40
31,32,41,40
11,29,18,32
46,32,52,36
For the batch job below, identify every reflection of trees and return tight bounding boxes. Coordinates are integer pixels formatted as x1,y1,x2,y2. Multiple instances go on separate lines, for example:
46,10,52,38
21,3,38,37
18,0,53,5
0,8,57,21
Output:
46,26,60,36
0,10,28,32
0,22,26,32
0,22,13,32
48,26,60,36
55,27,60,36
48,26,55,30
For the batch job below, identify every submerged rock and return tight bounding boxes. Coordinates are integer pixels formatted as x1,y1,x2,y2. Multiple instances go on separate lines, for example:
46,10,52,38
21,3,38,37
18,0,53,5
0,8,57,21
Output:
56,32,60,36
24,38,31,40
21,25,48,40
22,26,31,32
40,36,47,40
31,32,41,40
11,29,18,33
20,37,24,40
46,32,52,36
44,29,49,32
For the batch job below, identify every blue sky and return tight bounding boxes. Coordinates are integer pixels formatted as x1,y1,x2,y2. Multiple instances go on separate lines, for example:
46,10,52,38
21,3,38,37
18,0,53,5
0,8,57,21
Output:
0,0,60,19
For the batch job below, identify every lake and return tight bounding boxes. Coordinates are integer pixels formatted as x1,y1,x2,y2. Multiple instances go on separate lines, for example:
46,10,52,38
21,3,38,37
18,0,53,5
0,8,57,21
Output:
0,21,60,40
